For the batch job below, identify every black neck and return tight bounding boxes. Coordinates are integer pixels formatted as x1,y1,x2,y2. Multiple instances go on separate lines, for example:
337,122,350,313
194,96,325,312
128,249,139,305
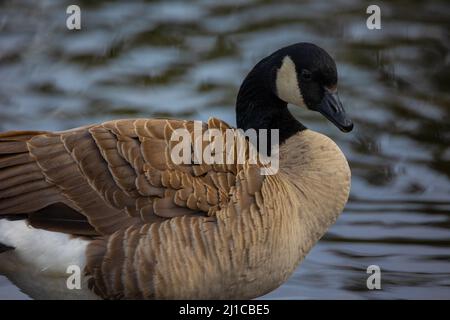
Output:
235,61,306,144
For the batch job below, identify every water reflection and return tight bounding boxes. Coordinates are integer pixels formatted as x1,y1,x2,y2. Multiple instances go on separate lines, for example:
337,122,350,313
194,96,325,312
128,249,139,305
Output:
0,0,449,299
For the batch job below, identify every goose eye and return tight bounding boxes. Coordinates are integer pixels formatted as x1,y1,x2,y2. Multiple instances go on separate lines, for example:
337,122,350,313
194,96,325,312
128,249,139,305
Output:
300,70,312,82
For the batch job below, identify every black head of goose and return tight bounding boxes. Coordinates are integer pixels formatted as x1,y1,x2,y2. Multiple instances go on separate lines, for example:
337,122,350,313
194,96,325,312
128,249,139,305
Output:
0,43,352,300
236,42,353,139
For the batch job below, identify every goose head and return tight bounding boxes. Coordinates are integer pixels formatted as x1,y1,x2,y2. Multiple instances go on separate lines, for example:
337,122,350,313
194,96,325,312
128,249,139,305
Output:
272,43,353,132
236,42,353,137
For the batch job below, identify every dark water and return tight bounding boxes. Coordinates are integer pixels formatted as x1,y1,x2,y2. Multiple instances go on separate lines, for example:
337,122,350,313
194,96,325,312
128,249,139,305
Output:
0,0,449,299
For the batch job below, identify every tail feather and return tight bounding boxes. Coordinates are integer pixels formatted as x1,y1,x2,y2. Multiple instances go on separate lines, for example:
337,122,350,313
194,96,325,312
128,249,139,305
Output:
0,141,29,154
0,180,53,199
0,161,40,180
0,130,47,141
1,166,43,190
0,131,63,215
0,153,34,169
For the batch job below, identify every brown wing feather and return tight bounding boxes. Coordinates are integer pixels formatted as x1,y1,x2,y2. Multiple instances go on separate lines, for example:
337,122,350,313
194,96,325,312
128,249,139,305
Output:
27,129,140,234
0,117,246,237
0,131,65,215
92,118,241,219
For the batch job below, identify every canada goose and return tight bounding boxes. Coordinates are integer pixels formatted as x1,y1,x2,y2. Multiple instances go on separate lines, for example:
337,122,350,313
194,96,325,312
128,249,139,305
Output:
0,42,352,300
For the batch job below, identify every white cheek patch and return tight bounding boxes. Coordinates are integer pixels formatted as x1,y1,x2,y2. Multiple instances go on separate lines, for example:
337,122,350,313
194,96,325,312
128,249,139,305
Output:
275,56,305,107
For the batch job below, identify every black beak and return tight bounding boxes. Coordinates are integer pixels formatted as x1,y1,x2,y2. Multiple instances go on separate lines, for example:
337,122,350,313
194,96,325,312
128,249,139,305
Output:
316,89,353,132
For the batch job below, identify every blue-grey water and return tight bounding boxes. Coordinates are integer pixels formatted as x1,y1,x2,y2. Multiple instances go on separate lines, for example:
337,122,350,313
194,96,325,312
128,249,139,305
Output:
0,0,449,299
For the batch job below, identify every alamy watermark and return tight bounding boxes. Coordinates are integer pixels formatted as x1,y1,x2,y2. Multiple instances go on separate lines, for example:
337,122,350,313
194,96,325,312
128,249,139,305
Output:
66,265,81,290
66,5,81,30
366,265,382,290
170,121,279,175
366,5,381,30
66,4,381,31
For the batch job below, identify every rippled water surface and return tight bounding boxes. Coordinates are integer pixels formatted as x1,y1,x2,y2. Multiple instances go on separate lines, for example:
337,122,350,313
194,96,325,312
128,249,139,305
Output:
0,0,449,299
